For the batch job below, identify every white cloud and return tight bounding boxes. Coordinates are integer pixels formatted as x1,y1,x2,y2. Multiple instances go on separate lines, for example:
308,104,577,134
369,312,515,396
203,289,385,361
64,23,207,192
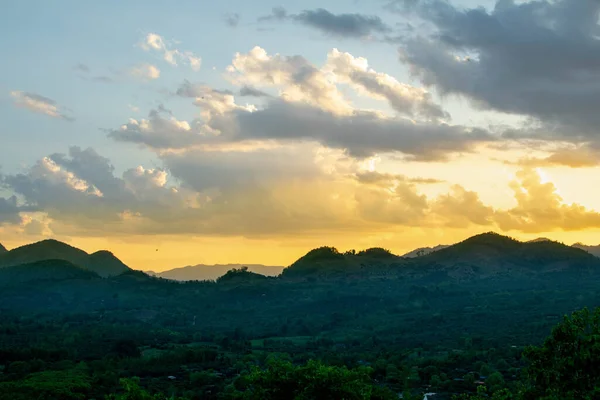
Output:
130,64,161,80
140,33,201,71
9,91,73,121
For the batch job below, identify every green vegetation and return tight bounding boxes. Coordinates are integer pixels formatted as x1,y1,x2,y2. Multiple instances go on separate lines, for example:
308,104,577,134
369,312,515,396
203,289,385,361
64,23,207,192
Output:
1,233,600,398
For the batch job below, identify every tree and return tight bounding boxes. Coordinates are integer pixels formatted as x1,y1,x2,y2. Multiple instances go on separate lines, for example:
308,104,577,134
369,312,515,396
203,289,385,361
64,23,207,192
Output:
520,307,600,400
231,358,397,400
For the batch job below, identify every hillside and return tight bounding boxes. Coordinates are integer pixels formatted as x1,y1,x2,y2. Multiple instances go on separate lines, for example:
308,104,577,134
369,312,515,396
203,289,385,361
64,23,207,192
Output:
0,239,130,277
0,243,6,253
572,243,600,258
150,263,284,281
0,259,99,285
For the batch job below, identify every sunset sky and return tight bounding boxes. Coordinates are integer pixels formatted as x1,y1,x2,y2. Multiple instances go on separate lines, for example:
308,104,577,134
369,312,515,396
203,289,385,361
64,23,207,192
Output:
2,0,600,271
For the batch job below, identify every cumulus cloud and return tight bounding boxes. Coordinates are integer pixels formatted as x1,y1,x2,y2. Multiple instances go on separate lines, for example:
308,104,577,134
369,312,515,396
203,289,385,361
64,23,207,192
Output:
495,169,600,232
324,49,448,120
140,33,202,71
10,91,74,121
394,0,600,143
259,7,391,38
130,64,161,80
227,46,352,114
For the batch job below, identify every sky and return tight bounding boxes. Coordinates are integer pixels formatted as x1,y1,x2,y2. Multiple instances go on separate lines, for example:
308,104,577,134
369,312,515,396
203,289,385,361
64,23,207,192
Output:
2,0,600,271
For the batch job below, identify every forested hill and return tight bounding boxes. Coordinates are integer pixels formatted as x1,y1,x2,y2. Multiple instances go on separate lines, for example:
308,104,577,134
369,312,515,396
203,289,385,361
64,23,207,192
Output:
281,232,600,281
0,239,130,277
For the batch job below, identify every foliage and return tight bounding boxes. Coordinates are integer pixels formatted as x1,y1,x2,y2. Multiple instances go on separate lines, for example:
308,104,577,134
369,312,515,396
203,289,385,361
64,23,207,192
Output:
230,358,397,400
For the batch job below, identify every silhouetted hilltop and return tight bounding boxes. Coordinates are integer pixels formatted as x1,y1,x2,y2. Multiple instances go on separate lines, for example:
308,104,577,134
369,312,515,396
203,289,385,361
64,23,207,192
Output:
0,239,130,277
0,243,6,253
0,259,99,286
281,246,405,278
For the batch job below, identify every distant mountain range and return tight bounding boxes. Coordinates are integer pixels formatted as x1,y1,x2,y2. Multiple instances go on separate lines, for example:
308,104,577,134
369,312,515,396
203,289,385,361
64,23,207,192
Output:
0,239,130,277
147,264,285,281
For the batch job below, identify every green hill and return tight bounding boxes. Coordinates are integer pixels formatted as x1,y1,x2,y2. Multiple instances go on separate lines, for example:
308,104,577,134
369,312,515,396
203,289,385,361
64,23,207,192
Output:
0,259,99,286
0,243,6,253
0,239,130,277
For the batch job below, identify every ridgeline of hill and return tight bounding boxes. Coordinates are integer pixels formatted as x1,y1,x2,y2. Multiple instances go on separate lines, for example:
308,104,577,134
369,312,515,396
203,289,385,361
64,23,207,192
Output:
0,243,7,253
0,239,130,277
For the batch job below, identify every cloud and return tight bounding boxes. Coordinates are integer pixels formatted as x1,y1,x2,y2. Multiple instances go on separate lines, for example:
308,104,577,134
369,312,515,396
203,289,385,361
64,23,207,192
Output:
130,63,161,80
239,85,271,97
3,144,600,238
9,91,74,121
109,48,493,160
73,63,90,73
394,0,600,143
495,169,600,232
512,144,600,168
0,196,25,224
224,13,240,27
355,171,444,186
259,7,391,38
227,46,352,114
140,33,202,71
324,49,448,120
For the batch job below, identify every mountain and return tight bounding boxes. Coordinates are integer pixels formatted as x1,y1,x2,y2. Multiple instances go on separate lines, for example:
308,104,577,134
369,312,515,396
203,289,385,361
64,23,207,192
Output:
0,239,130,277
402,244,449,258
149,263,284,281
572,243,600,258
0,259,99,286
0,243,6,253
419,232,600,279
281,246,405,278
